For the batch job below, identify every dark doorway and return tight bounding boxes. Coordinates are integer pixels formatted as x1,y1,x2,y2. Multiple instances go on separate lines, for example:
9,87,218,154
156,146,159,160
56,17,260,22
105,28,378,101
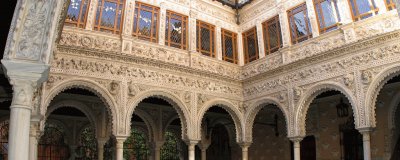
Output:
340,116,363,160
290,135,316,160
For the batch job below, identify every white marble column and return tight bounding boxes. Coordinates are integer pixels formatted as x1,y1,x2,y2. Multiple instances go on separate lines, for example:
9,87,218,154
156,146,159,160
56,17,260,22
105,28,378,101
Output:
186,140,198,160
290,137,303,160
305,0,319,37
255,20,265,59
198,142,210,160
85,0,99,30
29,120,42,160
115,137,126,160
151,141,164,160
336,0,353,24
216,26,223,60
360,129,372,160
2,61,49,160
158,3,167,46
97,139,107,160
239,142,251,160
237,32,244,66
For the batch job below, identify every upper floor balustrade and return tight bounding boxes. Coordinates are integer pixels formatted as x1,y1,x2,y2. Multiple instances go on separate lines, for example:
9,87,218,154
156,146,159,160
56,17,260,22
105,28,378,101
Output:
60,0,400,80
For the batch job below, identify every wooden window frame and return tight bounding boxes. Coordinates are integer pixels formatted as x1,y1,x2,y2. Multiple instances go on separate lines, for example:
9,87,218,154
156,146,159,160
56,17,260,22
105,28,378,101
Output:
221,29,238,64
262,15,282,56
347,0,378,21
384,0,396,10
313,0,340,33
287,3,313,45
94,0,125,34
65,0,90,28
165,10,188,50
132,2,160,43
196,20,216,57
242,27,259,64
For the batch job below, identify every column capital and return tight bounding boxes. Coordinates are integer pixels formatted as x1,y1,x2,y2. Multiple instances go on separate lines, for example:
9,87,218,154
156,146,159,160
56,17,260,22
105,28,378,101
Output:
289,136,304,143
238,141,252,148
185,140,199,146
357,127,373,133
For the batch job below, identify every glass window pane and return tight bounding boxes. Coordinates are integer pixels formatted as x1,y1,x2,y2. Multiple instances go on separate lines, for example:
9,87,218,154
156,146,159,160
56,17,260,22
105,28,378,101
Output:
67,0,82,22
293,12,308,37
320,1,337,26
100,2,117,28
355,0,372,14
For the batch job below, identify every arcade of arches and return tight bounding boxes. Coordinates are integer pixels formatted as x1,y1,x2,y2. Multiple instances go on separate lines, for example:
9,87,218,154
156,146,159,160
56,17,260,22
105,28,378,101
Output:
2,0,400,160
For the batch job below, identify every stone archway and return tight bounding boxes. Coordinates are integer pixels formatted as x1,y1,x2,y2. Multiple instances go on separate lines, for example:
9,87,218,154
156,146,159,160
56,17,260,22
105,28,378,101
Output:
126,89,190,140
197,99,244,143
295,82,358,136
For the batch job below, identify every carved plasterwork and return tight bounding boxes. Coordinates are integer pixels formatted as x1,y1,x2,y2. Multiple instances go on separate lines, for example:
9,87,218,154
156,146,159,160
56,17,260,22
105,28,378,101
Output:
59,30,121,53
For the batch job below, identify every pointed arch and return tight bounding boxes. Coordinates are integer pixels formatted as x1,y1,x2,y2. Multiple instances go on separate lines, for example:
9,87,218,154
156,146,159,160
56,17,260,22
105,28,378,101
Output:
126,89,190,140
366,64,400,128
295,81,358,136
245,97,289,141
42,78,118,135
197,98,244,142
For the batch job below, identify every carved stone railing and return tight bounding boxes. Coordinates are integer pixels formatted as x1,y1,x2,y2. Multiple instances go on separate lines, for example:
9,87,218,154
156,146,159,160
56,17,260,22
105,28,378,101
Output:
58,27,242,80
240,11,400,80
58,10,400,83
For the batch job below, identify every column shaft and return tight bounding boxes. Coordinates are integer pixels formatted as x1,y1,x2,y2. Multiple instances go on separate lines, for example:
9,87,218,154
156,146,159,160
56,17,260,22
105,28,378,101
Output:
216,26,223,60
115,138,126,160
362,131,372,160
237,32,244,66
293,141,301,160
305,0,320,37
241,146,249,160
256,21,265,59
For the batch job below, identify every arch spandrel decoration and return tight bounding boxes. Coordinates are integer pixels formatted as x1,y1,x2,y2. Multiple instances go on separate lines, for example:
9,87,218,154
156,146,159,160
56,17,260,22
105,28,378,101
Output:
126,89,190,140
41,78,119,135
244,97,290,141
295,81,358,137
365,64,400,129
197,98,244,143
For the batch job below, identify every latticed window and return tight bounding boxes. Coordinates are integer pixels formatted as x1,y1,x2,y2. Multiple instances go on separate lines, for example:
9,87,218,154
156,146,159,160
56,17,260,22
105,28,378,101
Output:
262,16,282,55
196,20,216,57
133,2,159,42
0,121,8,160
243,27,259,64
288,3,312,44
221,29,238,64
385,0,396,10
165,11,188,50
313,0,341,33
348,0,378,21
65,0,90,28
94,0,125,34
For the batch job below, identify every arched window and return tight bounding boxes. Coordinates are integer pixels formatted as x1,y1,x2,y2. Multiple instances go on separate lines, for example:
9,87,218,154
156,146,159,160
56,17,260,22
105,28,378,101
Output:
38,123,70,160
124,128,150,160
65,0,90,28
0,121,9,160
94,0,125,34
76,126,97,160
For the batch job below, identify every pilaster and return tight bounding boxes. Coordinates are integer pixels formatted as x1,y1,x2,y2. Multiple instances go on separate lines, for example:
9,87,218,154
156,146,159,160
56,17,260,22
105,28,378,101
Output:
305,0,320,37
375,0,388,14
158,3,167,46
256,20,265,59
121,0,136,54
216,26,223,60
237,32,244,66
189,11,198,52
85,0,99,30
336,0,353,24
278,6,291,47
